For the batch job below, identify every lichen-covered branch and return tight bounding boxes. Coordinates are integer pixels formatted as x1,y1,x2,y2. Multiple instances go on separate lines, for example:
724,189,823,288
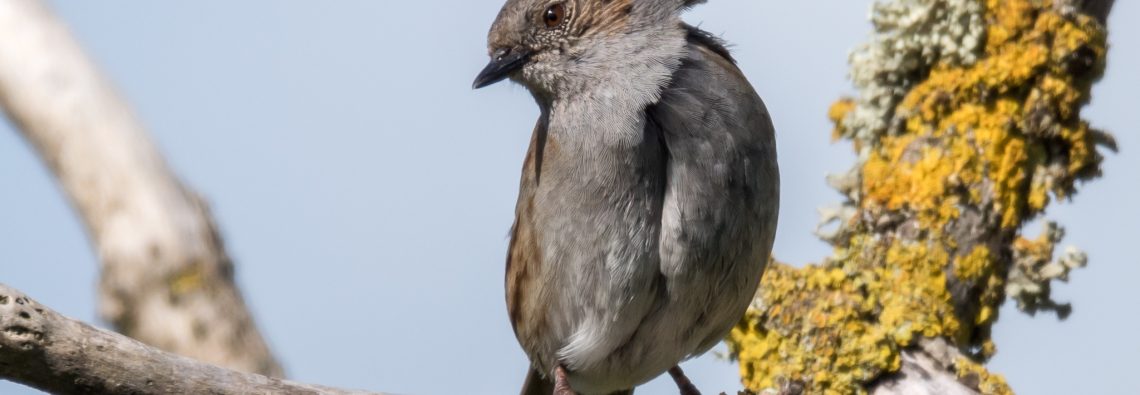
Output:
728,0,1114,394
0,0,281,375
0,284,381,395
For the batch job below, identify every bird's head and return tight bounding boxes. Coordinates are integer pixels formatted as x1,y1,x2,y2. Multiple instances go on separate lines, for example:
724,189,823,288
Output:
473,0,702,100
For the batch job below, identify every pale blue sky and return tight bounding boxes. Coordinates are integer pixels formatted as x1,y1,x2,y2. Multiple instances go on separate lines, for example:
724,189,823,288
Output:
1,2,1136,394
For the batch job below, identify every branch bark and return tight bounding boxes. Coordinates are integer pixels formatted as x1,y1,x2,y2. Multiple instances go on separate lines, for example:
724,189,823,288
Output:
1071,0,1114,22
870,340,981,395
0,284,380,395
0,0,281,375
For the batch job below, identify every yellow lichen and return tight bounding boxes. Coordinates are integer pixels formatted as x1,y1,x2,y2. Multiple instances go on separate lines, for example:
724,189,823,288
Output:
729,1,1107,394
730,260,900,395
170,264,206,295
829,99,856,142
956,357,1014,395
953,246,993,282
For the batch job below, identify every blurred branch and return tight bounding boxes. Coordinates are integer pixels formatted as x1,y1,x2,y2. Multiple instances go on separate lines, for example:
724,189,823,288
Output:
0,0,281,375
0,284,382,395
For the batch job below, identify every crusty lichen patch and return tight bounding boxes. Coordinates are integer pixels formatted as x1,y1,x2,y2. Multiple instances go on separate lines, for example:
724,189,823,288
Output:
956,356,1013,395
729,259,899,395
729,0,1109,394
841,0,985,144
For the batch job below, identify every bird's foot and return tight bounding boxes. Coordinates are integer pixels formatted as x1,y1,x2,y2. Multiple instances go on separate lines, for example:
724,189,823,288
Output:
554,365,577,395
668,366,701,395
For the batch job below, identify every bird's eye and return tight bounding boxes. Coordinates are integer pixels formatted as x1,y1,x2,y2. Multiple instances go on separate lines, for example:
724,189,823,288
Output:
543,4,565,28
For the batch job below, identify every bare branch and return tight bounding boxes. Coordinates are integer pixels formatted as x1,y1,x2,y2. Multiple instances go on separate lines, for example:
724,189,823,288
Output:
871,340,980,395
0,284,381,395
870,351,977,395
0,0,281,375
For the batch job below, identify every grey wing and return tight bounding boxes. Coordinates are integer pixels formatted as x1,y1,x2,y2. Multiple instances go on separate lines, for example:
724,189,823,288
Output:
647,33,779,354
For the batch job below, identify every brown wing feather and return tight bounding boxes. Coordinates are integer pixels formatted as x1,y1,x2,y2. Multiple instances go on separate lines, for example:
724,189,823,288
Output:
506,117,551,353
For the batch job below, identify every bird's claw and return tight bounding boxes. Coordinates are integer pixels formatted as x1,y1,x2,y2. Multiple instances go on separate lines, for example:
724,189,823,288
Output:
553,365,577,395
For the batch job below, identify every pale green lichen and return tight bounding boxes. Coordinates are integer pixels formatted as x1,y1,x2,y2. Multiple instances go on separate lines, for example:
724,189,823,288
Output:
840,0,985,145
729,1,1109,394
822,0,986,245
1006,222,1088,318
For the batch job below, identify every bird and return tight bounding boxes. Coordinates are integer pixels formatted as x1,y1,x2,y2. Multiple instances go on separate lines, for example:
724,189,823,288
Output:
473,0,778,394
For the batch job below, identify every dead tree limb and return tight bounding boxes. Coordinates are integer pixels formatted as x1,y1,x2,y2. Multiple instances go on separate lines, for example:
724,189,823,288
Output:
0,0,281,375
0,284,379,395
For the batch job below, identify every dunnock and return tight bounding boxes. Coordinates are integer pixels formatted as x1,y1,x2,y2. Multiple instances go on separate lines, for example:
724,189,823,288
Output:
474,1,778,394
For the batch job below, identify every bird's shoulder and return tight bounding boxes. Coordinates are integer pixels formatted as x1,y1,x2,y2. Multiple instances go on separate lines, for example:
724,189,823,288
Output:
648,23,778,200
681,23,735,66
650,25,772,146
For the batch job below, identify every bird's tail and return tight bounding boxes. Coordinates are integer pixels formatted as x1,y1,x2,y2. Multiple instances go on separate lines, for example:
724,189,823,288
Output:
519,368,634,395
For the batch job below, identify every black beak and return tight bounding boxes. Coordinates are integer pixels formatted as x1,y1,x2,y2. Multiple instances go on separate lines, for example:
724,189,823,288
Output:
473,47,530,89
